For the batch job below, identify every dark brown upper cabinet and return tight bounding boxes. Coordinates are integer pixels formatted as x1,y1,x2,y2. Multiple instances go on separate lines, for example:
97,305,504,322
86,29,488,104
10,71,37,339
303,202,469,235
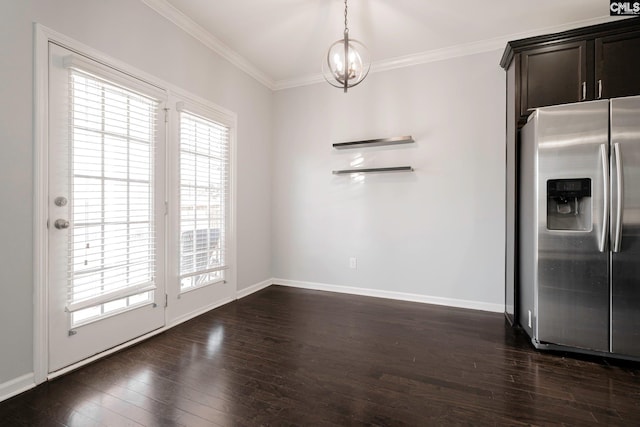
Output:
501,18,640,125
520,41,587,117
596,31,640,99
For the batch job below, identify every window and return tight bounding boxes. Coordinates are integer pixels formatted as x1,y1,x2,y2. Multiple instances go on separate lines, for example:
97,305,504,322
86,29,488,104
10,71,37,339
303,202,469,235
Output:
178,108,230,292
65,67,160,326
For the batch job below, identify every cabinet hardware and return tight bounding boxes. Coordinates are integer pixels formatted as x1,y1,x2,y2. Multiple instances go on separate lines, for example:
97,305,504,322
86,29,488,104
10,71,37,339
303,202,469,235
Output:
598,80,603,99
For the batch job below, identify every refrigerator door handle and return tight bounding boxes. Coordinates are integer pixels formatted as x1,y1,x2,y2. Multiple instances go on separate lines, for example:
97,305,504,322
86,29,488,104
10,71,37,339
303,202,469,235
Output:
600,143,609,253
613,142,624,253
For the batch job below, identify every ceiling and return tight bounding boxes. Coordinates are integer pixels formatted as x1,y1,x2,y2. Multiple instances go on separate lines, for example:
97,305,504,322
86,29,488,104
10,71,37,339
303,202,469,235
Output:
142,0,616,89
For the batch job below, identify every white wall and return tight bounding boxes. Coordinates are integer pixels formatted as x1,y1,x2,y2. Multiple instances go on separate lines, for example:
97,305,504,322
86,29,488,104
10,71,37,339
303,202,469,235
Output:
272,50,505,307
0,0,272,387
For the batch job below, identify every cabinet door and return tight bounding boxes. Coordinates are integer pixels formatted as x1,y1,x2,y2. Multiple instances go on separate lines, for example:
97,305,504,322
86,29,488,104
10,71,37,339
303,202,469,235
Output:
596,31,640,99
520,41,587,117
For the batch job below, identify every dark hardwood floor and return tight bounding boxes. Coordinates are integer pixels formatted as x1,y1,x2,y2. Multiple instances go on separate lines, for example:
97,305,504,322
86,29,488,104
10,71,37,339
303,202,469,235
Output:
1,285,640,426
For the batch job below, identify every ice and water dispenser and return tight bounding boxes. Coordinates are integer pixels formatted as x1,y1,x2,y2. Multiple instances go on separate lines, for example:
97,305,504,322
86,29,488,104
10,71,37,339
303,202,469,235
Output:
546,178,591,231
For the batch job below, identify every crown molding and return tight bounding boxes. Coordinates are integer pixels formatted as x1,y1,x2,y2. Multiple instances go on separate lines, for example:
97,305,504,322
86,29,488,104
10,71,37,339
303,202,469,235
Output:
274,15,620,91
140,0,276,90
273,73,325,91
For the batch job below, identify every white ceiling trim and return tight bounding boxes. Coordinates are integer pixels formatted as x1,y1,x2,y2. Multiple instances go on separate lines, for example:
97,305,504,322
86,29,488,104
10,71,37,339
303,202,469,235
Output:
140,0,276,90
275,15,618,91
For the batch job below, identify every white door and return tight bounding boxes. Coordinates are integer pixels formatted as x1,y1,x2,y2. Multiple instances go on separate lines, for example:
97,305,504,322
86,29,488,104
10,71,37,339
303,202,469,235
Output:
47,43,166,373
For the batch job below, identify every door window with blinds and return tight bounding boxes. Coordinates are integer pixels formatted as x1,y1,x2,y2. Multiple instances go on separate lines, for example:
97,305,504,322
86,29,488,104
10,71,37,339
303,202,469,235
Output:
178,107,230,292
65,63,160,326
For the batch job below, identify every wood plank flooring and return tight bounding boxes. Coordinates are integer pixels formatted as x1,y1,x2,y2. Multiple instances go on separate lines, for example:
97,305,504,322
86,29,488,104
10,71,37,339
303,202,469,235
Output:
1,285,640,426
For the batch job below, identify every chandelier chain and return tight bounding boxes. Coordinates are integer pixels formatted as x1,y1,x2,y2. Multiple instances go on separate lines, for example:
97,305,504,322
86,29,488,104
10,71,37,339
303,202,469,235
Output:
344,0,348,33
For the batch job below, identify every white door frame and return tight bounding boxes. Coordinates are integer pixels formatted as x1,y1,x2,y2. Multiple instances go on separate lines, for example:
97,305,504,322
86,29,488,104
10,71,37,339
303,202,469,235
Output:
33,23,51,385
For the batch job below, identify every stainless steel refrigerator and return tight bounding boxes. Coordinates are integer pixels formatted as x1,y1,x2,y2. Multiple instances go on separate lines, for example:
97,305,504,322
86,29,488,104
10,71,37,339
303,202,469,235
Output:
519,95,640,359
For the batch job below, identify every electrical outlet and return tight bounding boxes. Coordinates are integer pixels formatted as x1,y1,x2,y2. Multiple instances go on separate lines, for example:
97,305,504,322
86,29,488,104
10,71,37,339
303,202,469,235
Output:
349,257,357,269
528,310,532,328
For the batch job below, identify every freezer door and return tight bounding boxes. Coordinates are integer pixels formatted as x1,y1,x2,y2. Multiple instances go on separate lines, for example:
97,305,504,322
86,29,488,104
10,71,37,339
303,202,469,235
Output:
611,96,640,357
536,100,610,352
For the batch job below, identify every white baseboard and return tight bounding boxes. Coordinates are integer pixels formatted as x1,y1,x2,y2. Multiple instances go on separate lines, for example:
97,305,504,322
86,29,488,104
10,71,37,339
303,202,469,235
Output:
167,296,235,329
0,373,35,403
164,276,275,328
236,278,272,299
273,278,504,313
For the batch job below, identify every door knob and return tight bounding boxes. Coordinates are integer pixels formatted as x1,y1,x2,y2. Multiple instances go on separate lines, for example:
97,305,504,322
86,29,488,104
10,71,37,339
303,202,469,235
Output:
54,219,70,230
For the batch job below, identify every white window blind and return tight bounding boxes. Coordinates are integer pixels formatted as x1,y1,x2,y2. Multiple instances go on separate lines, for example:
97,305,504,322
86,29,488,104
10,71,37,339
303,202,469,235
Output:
179,110,230,291
66,67,160,325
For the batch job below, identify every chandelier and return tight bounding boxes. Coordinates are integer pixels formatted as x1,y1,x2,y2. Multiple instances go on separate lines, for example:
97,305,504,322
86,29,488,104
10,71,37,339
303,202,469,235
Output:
322,0,371,92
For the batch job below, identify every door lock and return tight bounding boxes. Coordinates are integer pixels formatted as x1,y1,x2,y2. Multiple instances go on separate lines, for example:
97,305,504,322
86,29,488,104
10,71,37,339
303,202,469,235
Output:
54,196,68,207
54,219,70,230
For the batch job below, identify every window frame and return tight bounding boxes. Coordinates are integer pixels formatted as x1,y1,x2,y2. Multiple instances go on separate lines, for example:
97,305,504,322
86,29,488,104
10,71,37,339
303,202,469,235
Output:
165,92,237,314
176,103,232,293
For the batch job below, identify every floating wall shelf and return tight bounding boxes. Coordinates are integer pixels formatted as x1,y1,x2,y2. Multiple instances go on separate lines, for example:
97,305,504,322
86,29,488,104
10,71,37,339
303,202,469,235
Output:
333,135,415,149
332,166,414,175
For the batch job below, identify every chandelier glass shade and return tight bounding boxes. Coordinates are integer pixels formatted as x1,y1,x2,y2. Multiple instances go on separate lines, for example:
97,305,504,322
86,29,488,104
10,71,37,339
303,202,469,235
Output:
322,1,370,92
